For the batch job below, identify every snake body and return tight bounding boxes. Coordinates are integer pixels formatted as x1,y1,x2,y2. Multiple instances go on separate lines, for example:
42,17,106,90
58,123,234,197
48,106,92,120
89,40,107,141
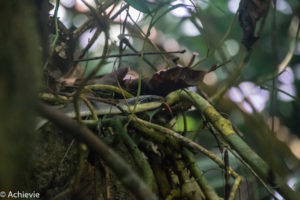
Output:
36,95,164,129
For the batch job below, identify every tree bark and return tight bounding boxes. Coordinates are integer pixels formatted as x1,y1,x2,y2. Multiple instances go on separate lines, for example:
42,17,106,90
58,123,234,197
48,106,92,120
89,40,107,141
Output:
0,0,40,192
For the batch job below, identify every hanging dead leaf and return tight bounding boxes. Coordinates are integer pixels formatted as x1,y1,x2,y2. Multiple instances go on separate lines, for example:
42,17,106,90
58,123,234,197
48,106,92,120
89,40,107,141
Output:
238,0,269,50
47,16,75,80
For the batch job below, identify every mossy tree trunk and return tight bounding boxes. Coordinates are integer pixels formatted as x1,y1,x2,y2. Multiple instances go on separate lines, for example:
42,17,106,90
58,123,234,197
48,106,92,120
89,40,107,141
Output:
0,0,40,192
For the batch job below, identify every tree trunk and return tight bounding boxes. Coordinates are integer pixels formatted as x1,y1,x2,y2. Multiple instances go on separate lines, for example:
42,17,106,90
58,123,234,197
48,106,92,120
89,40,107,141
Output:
0,0,40,193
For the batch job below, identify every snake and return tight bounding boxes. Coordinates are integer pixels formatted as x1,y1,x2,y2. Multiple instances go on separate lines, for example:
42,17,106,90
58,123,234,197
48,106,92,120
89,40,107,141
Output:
36,95,164,130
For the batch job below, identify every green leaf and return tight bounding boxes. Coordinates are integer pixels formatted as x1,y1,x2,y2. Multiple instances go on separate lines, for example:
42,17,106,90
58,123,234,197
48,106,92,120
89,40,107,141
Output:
124,0,151,14
146,108,161,122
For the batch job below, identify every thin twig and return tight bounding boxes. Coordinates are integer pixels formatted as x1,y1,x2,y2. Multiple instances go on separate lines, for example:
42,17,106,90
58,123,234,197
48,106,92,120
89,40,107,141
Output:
73,1,125,39
74,50,186,62
224,150,230,200
120,37,157,71
51,0,60,48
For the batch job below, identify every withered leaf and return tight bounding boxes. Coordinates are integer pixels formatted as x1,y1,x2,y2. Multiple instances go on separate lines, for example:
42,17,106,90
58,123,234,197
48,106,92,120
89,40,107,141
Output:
238,0,269,50
124,66,216,96
47,16,75,79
